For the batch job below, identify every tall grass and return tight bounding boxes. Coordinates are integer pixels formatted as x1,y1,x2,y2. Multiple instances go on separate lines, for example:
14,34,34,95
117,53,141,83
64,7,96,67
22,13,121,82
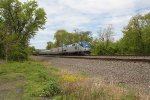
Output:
54,73,150,100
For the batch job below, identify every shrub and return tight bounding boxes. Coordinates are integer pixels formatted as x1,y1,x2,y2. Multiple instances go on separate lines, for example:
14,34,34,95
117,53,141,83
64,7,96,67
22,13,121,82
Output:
40,80,61,97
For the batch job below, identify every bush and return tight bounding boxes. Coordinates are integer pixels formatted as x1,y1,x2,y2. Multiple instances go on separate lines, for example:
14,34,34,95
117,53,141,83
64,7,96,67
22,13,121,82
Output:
40,80,61,97
91,42,117,55
8,45,35,61
10,49,28,61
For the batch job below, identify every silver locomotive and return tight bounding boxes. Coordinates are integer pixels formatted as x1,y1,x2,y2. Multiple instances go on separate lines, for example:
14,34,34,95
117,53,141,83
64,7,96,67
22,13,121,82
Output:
36,41,91,55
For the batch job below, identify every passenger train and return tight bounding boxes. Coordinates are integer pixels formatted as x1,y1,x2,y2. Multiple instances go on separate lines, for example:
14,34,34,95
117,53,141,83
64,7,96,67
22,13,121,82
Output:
34,41,91,55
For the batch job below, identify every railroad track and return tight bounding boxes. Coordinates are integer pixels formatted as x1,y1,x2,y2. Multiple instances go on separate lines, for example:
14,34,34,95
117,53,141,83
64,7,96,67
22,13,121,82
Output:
41,55,150,63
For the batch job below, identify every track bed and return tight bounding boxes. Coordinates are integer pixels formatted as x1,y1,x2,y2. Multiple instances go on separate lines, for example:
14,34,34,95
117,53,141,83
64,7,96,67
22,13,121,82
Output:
32,56,150,93
42,55,150,63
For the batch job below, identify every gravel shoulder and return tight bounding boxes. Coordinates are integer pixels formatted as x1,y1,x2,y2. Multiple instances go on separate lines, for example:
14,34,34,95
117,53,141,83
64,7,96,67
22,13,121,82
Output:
32,56,150,93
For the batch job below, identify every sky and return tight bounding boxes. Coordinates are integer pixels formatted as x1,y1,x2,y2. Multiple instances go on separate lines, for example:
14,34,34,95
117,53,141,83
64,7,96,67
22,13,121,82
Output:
20,0,150,49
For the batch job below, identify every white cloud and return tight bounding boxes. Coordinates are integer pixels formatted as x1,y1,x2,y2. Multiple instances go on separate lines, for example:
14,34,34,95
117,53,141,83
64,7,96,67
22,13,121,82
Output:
19,0,150,49
59,0,135,14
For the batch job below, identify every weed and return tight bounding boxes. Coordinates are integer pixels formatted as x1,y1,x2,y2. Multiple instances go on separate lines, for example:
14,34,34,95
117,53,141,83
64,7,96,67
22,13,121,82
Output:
121,92,140,100
40,80,61,97
61,74,83,82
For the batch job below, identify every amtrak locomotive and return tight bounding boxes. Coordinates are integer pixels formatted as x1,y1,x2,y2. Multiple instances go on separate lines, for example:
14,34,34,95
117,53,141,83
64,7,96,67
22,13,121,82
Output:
36,41,91,55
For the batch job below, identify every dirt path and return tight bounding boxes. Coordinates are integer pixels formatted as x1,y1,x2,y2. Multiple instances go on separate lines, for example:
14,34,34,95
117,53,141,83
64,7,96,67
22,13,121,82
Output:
0,73,25,100
32,56,150,93
0,59,4,64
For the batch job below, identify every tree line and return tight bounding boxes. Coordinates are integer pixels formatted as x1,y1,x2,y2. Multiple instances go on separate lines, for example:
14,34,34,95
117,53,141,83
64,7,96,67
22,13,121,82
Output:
46,29,93,49
47,13,150,55
0,0,46,62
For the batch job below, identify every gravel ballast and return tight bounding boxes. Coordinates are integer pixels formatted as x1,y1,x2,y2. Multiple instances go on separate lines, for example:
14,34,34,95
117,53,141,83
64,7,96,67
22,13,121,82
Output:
32,56,150,93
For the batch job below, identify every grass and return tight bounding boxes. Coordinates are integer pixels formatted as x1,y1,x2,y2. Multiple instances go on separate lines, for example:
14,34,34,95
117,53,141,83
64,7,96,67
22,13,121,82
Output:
55,77,130,100
0,61,61,100
0,61,149,100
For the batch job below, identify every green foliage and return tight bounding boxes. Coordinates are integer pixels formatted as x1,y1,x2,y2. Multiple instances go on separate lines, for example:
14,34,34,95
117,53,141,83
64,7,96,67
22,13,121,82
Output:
8,43,28,61
46,41,55,49
52,29,93,47
91,42,117,55
121,13,150,55
91,25,115,55
40,80,61,97
91,13,150,55
28,46,36,55
0,0,46,61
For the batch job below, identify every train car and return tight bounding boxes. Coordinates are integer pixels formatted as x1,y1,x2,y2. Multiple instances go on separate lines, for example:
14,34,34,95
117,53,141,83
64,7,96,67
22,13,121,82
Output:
35,41,91,55
37,49,51,55
63,42,91,55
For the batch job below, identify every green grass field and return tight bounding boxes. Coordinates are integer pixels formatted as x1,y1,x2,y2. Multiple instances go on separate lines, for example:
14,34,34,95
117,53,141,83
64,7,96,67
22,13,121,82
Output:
0,61,61,100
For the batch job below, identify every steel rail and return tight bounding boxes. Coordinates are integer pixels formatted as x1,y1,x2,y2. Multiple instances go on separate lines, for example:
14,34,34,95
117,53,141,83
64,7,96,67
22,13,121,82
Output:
40,55,150,63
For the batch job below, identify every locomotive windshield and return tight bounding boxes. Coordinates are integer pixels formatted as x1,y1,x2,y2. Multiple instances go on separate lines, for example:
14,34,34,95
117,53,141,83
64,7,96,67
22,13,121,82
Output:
80,42,90,48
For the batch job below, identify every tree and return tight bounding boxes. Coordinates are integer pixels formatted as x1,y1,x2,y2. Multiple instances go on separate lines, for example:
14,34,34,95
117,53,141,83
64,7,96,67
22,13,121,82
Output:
142,13,150,54
54,30,69,47
0,0,46,61
91,25,115,55
97,25,114,43
53,29,93,47
78,31,93,43
119,13,150,55
97,27,105,42
104,24,114,47
46,41,54,49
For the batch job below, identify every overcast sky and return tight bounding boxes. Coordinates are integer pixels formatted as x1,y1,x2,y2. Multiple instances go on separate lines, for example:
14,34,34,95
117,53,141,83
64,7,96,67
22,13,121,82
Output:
20,0,150,49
